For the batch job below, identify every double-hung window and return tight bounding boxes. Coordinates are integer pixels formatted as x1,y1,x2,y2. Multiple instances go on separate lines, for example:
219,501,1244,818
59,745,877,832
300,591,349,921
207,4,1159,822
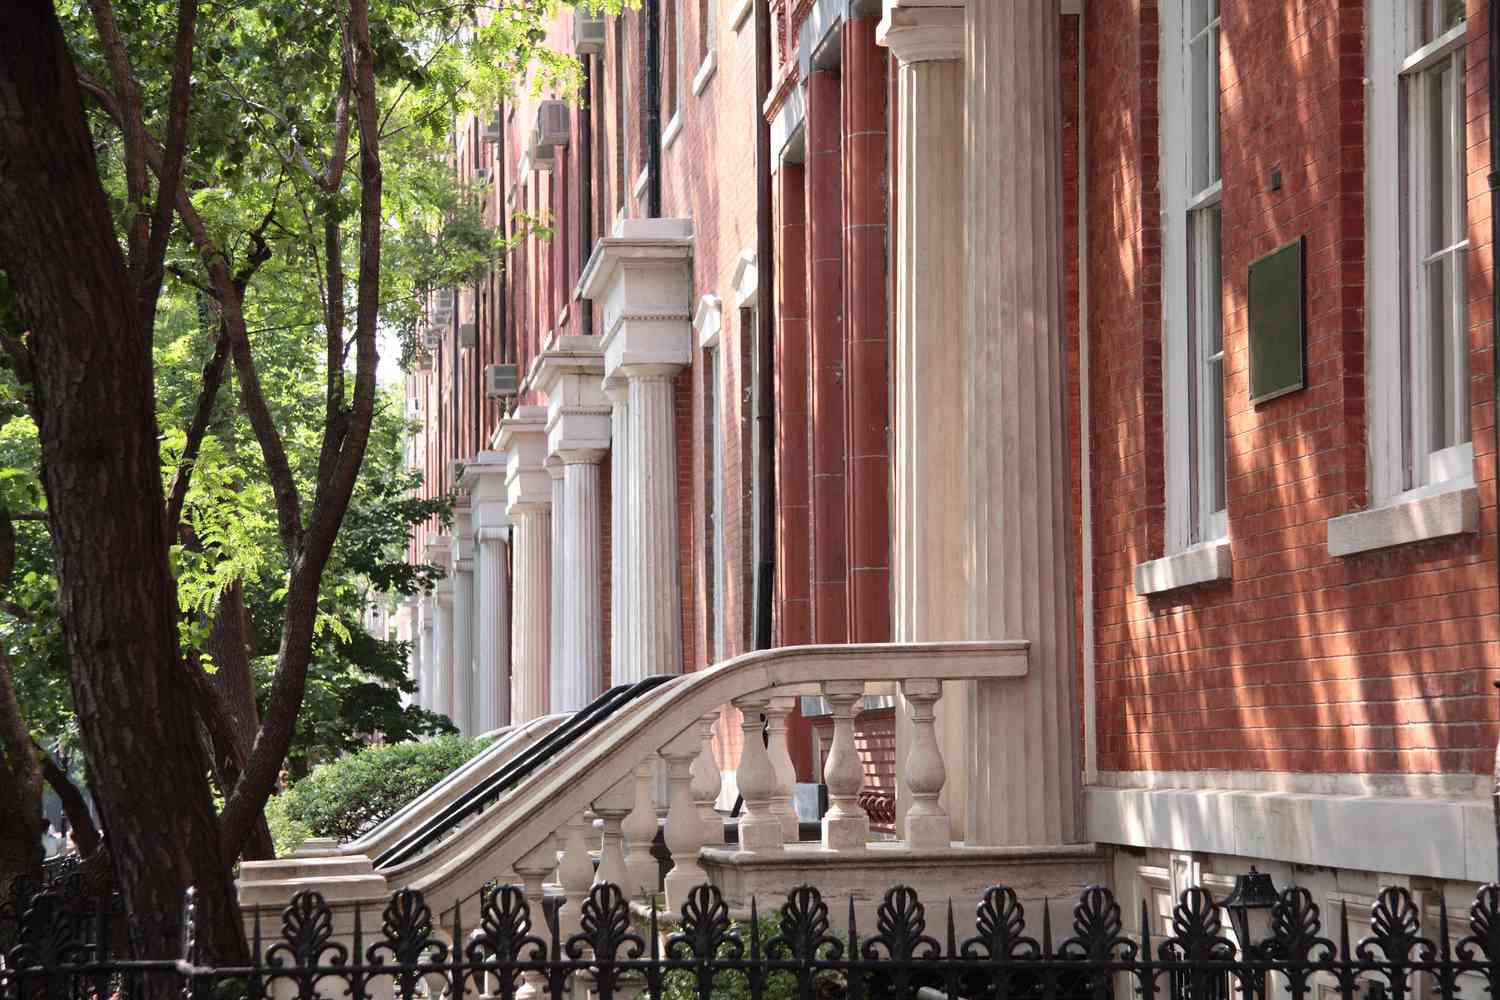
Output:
1368,2,1470,500
1162,0,1226,550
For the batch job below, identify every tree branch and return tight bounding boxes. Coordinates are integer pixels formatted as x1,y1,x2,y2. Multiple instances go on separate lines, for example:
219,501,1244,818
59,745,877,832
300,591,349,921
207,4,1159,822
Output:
84,0,149,282
33,743,101,856
163,316,231,537
138,0,199,325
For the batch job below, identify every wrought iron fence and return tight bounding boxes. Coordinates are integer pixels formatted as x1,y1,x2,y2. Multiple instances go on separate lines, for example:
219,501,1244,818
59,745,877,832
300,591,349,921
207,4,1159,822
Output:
4,877,1500,1000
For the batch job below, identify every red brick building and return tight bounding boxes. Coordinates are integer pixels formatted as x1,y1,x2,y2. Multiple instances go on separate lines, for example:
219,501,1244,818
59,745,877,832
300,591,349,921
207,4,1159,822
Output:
395,0,1500,920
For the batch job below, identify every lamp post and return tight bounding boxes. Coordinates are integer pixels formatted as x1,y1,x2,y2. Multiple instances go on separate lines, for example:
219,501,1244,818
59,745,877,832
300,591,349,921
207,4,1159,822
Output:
1225,866,1279,1000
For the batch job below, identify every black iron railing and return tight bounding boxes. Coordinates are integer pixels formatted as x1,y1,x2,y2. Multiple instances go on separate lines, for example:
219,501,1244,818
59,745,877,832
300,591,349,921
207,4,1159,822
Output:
4,877,1500,1000
374,675,675,869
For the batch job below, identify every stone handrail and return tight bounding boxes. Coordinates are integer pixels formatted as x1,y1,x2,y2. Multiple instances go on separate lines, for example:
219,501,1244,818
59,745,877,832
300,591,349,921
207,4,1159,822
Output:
378,641,1027,925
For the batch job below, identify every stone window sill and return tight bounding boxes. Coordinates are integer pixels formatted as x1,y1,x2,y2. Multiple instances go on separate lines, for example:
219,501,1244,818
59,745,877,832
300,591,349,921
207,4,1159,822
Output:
692,50,718,96
730,0,752,31
662,111,684,151
1326,479,1478,556
1133,537,1231,597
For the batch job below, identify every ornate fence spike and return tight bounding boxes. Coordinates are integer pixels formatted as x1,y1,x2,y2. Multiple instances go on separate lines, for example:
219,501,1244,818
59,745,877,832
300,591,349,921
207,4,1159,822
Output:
668,883,740,961
267,889,348,970
1266,886,1335,963
964,885,1038,961
1160,886,1234,963
567,882,644,964
1061,885,1136,962
1458,884,1500,961
766,884,842,961
1358,886,1434,965
864,885,939,962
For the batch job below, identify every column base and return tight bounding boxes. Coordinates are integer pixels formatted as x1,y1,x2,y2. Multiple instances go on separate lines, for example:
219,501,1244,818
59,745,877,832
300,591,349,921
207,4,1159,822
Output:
821,813,870,851
904,813,950,850
738,815,785,852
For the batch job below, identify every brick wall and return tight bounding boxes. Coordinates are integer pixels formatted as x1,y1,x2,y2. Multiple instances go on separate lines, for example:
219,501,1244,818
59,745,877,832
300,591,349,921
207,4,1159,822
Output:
1086,0,1500,778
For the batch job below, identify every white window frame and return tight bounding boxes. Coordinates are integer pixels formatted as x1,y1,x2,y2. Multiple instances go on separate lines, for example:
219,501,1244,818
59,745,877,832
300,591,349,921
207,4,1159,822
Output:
692,0,718,96
1367,3,1471,503
1160,0,1226,553
695,295,727,662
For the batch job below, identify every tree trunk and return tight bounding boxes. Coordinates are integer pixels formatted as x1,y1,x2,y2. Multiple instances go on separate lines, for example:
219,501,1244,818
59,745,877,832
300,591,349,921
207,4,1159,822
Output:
204,581,275,859
0,0,244,966
0,653,43,903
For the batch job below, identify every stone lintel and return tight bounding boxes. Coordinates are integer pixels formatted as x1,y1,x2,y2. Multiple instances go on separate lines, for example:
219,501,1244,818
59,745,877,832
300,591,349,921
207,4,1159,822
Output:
876,3,963,64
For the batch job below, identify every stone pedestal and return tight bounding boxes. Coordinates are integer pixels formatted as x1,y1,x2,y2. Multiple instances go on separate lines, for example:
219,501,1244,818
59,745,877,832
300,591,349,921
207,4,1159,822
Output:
500,409,552,723
451,503,475,737
878,3,968,842
578,218,695,682
539,337,610,712
463,451,513,733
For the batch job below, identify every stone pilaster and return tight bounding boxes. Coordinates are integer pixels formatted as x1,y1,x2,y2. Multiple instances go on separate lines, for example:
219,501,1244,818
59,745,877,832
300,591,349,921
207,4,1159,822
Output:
432,571,454,725
417,596,434,711
879,0,967,841
463,451,513,733
578,218,694,682
451,502,475,737
963,0,1080,846
499,408,552,722
402,597,421,708
539,338,610,712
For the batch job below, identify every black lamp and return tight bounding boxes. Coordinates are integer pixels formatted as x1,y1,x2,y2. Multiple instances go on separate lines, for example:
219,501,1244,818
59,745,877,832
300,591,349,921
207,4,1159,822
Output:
1224,866,1279,955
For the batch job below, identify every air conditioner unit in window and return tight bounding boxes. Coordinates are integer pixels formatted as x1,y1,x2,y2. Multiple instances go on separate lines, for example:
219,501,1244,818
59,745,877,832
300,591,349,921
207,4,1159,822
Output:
535,100,571,150
574,11,605,55
434,288,455,312
527,127,556,172
421,326,442,351
484,363,520,399
458,321,477,347
406,397,422,418
481,113,503,144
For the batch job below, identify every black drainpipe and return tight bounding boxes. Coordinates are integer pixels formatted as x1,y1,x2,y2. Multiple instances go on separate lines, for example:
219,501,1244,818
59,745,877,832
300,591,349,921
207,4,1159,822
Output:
1487,0,1499,881
644,0,662,218
751,0,775,651
579,56,595,335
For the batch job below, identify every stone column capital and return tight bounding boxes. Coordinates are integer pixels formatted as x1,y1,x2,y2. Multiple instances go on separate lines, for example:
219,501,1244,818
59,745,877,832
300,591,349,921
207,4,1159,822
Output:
476,525,511,543
499,407,551,512
877,5,963,64
456,558,474,574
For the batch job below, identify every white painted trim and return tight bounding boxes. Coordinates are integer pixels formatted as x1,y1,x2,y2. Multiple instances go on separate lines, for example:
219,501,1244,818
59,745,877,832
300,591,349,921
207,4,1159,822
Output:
731,247,759,307
1326,479,1478,556
694,293,723,349
730,0,752,32
692,48,718,96
1076,12,1096,786
1132,536,1230,596
632,166,649,201
662,111,684,151
1087,782,1496,883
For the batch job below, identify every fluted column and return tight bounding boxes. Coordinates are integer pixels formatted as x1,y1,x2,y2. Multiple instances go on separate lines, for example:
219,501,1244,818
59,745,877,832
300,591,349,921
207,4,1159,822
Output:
546,459,567,710
879,0,969,843
964,0,1080,846
451,503,475,736
417,597,433,711
605,377,632,684
627,367,683,677
501,408,553,724
559,459,604,709
474,528,511,731
403,598,421,709
465,450,513,733
511,507,551,722
432,578,454,724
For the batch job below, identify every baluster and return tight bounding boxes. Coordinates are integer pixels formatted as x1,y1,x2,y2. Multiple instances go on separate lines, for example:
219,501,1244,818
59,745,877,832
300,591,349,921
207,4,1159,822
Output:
620,761,661,898
513,837,559,1000
899,679,949,848
660,725,710,911
556,812,594,942
765,697,800,842
691,713,725,847
821,680,869,850
592,777,635,895
734,694,784,851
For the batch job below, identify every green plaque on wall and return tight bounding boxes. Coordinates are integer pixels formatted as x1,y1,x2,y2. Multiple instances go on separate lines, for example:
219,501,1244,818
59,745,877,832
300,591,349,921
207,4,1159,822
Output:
1248,236,1306,406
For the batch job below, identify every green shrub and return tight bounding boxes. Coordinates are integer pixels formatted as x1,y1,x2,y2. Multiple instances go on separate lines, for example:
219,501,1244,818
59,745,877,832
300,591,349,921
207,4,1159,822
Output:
265,734,489,856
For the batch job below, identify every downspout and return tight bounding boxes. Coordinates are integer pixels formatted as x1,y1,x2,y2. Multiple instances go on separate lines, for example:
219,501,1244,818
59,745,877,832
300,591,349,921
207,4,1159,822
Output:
644,0,663,218
1488,0,1499,882
580,56,595,336
752,0,776,650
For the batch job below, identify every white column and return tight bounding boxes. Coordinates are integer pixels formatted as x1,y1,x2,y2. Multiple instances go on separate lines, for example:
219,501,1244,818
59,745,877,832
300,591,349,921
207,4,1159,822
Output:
963,0,1080,847
625,367,683,678
577,219,694,683
416,597,432,711
510,507,551,722
500,409,553,723
878,1,969,842
546,458,567,711
605,378,631,685
451,503,475,737
464,451,513,733
432,577,454,725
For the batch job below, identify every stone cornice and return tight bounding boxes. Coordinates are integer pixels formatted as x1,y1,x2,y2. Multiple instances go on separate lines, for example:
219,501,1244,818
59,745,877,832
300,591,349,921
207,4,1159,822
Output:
877,4,963,64
576,219,693,303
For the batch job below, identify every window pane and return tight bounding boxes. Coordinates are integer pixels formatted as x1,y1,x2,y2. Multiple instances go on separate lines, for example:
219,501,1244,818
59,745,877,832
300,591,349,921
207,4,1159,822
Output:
1425,255,1450,452
1189,206,1226,533
1419,0,1466,45
1189,26,1220,192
